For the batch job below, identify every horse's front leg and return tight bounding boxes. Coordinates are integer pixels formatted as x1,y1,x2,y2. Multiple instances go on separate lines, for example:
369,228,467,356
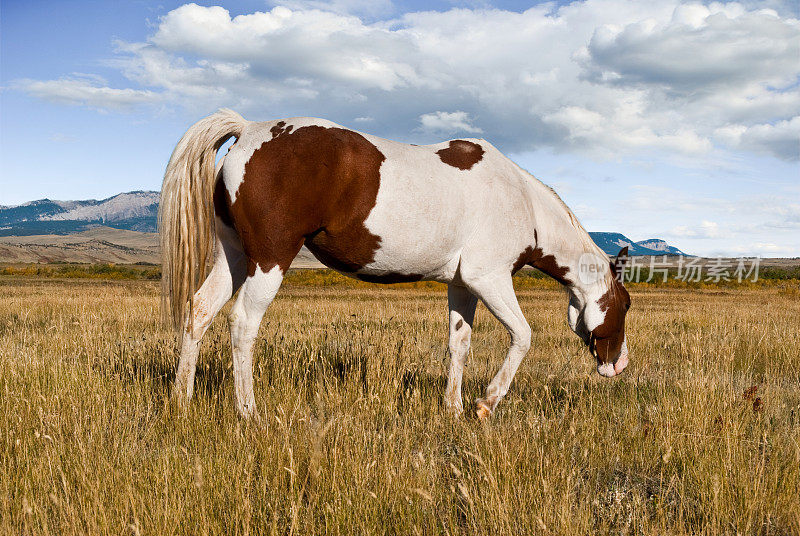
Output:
468,272,531,419
444,284,478,416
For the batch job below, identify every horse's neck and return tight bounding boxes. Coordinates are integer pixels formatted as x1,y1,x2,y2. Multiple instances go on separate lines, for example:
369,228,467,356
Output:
527,181,610,299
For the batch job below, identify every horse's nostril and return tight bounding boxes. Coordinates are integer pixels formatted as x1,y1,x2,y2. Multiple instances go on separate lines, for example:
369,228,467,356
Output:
614,353,629,374
613,338,629,374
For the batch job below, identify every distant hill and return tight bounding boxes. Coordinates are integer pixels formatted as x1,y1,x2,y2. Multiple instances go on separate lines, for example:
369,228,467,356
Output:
589,232,688,256
0,226,324,267
635,238,687,256
0,227,160,264
1,192,689,257
0,191,159,236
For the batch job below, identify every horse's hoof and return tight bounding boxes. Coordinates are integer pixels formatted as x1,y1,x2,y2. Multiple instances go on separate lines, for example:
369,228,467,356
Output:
447,406,464,418
475,400,492,420
444,398,464,418
237,403,260,421
170,391,191,413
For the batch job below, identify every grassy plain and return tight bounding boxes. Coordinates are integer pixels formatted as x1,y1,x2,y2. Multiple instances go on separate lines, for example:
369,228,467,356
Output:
2,272,799,535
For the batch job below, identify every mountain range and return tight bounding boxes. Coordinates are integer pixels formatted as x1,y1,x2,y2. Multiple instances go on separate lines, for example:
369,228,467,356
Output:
0,191,688,256
0,191,159,236
589,232,687,256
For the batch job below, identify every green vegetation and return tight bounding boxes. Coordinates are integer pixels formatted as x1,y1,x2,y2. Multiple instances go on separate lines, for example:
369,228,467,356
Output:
2,263,799,290
0,263,161,280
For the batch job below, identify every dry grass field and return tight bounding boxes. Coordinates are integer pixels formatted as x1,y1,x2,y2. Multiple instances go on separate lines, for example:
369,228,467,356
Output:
2,273,799,535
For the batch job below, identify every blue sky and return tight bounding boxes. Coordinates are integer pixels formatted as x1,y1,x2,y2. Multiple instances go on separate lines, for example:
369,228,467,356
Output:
1,0,798,256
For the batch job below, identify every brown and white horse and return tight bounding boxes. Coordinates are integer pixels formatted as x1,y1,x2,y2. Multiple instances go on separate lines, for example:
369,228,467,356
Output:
160,109,631,419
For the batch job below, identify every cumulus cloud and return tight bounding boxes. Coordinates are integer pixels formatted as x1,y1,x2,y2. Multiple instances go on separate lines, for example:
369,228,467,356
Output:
267,0,394,18
146,5,423,92
543,105,713,155
12,1,800,160
715,117,800,161
418,111,483,134
582,4,798,94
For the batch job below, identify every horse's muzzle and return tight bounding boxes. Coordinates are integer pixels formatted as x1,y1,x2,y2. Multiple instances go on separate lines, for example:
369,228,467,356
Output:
595,337,628,377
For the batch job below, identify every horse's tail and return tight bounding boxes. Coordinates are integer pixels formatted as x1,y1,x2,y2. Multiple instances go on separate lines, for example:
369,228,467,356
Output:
159,108,248,332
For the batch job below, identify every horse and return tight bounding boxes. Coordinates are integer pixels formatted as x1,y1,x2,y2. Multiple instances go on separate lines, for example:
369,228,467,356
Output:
159,109,631,419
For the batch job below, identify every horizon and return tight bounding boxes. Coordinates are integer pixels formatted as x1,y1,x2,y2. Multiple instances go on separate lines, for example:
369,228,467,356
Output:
0,188,722,257
1,0,798,257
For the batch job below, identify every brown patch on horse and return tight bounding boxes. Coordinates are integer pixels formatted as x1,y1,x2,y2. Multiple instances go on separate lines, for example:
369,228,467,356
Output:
455,319,463,330
512,245,570,285
436,140,484,171
512,247,533,275
229,125,385,276
592,274,630,364
270,121,294,138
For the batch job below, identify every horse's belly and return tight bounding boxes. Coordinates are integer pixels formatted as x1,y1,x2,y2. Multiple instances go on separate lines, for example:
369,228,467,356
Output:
304,222,462,283
360,238,462,282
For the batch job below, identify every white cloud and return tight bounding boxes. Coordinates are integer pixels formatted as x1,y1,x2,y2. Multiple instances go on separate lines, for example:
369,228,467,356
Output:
752,242,795,254
418,111,483,134
582,5,798,94
267,0,394,18
670,220,722,238
760,200,800,229
615,184,800,255
715,117,800,161
543,104,713,156
146,4,423,92
12,1,800,160
16,76,161,110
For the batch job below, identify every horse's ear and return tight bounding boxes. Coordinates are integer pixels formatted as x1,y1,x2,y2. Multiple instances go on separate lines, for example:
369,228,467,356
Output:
611,247,629,279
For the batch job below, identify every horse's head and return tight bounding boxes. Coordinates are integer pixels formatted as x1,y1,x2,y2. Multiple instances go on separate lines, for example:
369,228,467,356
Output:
568,247,631,377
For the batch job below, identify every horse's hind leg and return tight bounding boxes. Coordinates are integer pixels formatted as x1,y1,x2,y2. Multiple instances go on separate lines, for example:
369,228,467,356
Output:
227,262,288,418
445,284,478,416
175,220,247,403
467,272,531,419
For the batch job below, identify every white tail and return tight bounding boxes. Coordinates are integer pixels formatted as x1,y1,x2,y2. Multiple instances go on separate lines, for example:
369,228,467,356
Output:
159,108,248,331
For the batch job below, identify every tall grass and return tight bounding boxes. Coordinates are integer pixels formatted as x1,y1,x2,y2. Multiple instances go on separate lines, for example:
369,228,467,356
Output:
1,278,798,534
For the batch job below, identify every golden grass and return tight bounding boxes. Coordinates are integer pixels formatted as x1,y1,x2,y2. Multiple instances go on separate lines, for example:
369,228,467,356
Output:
1,277,799,535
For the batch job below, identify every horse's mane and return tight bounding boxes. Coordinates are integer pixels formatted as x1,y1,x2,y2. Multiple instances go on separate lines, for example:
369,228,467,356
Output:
538,180,609,262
